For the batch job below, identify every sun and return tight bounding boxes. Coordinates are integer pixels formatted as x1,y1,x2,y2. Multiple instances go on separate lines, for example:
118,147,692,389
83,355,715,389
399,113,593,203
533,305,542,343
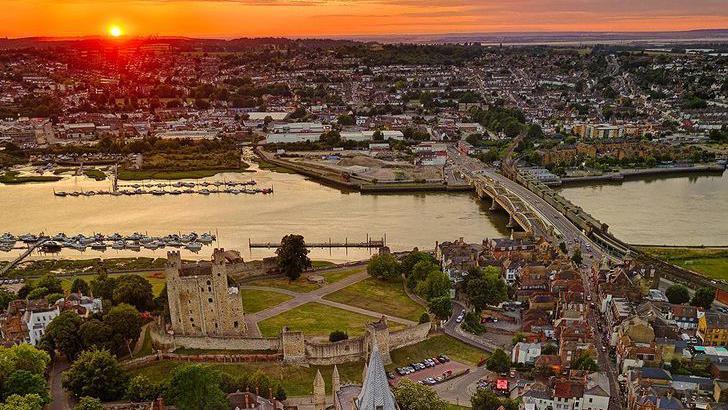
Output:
108,25,123,38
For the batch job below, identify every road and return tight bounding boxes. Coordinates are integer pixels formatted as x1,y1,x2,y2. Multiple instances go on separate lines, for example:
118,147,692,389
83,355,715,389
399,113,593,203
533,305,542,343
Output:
49,358,71,410
448,149,624,410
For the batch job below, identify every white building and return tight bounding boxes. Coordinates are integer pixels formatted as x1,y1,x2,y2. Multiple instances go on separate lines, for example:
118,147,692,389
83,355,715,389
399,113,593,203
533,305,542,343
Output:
156,130,218,140
340,130,404,142
512,342,542,364
23,306,60,346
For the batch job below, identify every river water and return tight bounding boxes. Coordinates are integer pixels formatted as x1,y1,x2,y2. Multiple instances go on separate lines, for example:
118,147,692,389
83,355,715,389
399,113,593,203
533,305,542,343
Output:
1,166,725,263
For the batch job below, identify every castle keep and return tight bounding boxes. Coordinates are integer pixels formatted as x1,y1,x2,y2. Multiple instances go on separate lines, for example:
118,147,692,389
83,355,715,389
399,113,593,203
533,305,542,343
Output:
166,249,246,337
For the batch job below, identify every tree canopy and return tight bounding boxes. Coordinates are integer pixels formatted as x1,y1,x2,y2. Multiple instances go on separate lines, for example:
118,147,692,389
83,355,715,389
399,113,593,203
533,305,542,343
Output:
367,253,402,282
276,234,311,281
463,266,508,310
665,284,690,305
691,287,715,310
62,349,128,401
164,365,228,410
393,379,448,410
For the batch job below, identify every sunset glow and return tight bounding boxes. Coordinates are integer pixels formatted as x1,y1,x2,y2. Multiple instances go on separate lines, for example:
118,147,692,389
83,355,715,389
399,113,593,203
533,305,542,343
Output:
108,25,123,38
0,0,726,38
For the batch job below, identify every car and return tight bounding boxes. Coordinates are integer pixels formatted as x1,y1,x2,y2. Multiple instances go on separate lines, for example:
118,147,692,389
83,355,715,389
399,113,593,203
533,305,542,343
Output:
431,357,439,365
456,311,465,323
424,377,437,385
396,367,406,375
386,371,395,380
440,354,450,362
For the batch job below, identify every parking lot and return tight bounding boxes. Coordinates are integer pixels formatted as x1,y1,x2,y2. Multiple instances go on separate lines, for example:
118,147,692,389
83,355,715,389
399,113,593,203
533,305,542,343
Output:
390,355,470,386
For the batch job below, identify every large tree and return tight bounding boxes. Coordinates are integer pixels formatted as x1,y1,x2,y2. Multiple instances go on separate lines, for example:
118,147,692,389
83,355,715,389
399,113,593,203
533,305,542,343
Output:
464,266,508,310
393,379,448,410
2,370,49,404
70,278,90,295
90,272,118,301
0,344,51,378
164,365,228,410
0,394,44,410
33,275,62,295
401,251,438,276
572,352,599,371
276,234,311,281
104,304,142,356
79,319,114,352
471,388,519,410
367,253,401,282
43,311,84,360
665,284,690,305
428,296,453,321
415,270,451,301
691,287,716,310
73,397,103,410
112,275,154,311
62,349,128,401
407,260,438,289
486,348,511,373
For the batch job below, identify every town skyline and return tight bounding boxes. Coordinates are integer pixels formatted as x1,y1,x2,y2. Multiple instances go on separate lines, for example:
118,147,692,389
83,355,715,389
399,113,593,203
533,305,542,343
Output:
2,0,728,38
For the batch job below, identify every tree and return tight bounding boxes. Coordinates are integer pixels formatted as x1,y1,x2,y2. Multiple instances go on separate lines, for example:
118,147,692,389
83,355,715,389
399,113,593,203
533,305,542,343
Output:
34,275,62,294
486,349,511,373
112,275,154,311
0,344,51,378
329,330,348,342
559,242,567,254
691,287,716,310
164,365,228,410
125,375,160,402
43,310,84,360
0,394,44,410
512,332,525,344
471,388,503,410
104,304,142,356
90,272,118,301
79,319,114,351
407,260,438,289
665,284,690,305
70,278,90,295
2,370,49,404
372,130,384,141
401,251,437,276
418,313,430,324
26,287,49,301
415,270,451,301
74,397,103,410
367,253,401,282
572,352,599,371
276,234,311,281
428,296,452,321
464,267,508,310
62,349,128,401
394,378,448,410
542,343,558,355
0,289,16,312
571,248,583,265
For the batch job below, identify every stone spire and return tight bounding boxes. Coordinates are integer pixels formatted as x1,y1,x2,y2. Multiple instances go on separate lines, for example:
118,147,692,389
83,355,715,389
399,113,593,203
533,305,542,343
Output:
332,364,341,404
362,362,368,383
356,339,398,410
313,369,326,410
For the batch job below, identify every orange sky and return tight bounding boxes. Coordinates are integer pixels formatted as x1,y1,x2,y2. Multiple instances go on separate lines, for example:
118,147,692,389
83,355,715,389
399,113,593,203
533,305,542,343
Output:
2,0,727,38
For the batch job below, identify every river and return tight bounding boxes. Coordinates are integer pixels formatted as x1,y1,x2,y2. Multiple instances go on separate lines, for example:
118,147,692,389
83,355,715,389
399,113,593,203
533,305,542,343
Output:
559,171,728,246
0,163,510,262
1,167,725,263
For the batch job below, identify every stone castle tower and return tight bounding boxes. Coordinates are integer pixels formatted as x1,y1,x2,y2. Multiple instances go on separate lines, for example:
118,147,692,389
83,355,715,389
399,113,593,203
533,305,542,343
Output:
166,249,246,337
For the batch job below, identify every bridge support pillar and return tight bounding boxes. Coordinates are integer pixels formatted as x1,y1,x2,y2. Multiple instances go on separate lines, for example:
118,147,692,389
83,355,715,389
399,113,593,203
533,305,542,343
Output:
506,215,515,228
489,198,498,211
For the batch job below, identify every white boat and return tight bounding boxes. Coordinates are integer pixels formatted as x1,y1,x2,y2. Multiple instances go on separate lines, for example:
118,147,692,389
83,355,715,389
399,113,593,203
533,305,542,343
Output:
143,241,159,250
126,241,141,251
198,233,215,244
185,242,202,252
90,241,107,251
111,241,126,250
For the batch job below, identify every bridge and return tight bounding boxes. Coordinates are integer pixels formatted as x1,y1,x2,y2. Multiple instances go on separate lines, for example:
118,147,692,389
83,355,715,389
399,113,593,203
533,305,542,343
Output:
471,176,550,238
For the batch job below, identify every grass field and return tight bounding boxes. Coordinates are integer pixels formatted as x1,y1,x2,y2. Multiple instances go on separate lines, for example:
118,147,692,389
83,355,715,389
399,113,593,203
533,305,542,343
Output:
258,302,391,338
117,168,252,181
0,171,62,184
323,277,425,322
240,289,294,314
246,266,363,293
128,360,364,396
641,247,728,280
83,168,107,181
388,335,488,368
132,327,154,358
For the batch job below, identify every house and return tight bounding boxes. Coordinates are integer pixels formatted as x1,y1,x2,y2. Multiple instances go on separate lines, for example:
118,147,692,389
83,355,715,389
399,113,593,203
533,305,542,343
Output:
513,342,542,365
22,305,60,346
699,312,728,346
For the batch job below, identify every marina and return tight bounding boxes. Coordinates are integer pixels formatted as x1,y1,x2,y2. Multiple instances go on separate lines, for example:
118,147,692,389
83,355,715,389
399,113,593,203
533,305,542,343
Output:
0,231,217,254
248,236,386,249
53,179,273,197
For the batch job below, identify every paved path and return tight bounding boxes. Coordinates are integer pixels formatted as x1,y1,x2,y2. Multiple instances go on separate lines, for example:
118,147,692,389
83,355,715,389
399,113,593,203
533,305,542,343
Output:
441,301,499,353
242,269,417,336
433,365,492,406
49,358,72,410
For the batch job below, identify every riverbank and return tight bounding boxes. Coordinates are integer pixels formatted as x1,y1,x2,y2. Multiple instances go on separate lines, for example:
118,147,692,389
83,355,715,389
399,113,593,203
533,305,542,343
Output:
559,163,725,186
0,171,62,184
637,246,728,280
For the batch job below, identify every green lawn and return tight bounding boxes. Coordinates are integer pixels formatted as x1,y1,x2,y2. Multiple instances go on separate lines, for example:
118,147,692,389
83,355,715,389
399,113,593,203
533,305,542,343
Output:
320,267,364,284
8,257,166,278
258,302,386,338
246,277,318,293
83,168,107,181
641,247,728,280
323,277,425,322
0,171,62,184
128,360,364,396
241,289,294,314
132,327,153,358
388,335,489,368
311,260,337,269
117,168,251,181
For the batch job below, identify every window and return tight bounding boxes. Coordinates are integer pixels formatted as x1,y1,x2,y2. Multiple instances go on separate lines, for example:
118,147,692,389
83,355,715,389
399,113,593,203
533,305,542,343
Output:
208,298,213,303
234,321,239,328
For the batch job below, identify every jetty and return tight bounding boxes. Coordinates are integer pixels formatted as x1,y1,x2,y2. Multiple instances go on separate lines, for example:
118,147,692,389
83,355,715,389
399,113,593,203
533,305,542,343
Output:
249,236,386,249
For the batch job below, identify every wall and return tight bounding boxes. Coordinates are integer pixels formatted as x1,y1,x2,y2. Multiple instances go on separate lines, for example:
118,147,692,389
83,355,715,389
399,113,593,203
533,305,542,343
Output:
121,352,283,370
389,322,431,350
305,337,366,366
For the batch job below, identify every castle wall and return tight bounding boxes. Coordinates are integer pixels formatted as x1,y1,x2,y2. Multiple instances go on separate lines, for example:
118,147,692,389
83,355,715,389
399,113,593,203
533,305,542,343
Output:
389,322,432,350
305,337,367,366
